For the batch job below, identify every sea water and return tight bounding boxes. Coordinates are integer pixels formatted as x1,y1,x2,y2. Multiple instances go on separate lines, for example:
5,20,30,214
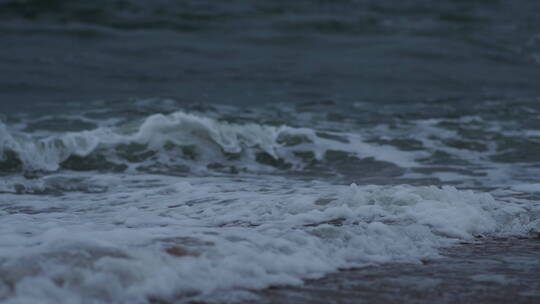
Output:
2,1,540,303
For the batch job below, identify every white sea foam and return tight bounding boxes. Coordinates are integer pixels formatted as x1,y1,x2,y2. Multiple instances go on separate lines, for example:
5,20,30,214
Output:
2,104,540,303
0,175,537,303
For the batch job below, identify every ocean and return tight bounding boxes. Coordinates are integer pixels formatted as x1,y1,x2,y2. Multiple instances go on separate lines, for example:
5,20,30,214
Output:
1,0,540,303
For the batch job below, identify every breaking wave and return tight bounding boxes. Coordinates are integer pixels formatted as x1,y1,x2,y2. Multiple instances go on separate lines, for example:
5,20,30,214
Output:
0,111,414,176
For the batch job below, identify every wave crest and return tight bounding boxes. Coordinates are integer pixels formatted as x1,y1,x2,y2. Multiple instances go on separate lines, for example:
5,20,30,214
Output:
0,111,336,174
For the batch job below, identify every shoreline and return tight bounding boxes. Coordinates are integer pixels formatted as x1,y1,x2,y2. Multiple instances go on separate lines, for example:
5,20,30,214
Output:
254,238,540,304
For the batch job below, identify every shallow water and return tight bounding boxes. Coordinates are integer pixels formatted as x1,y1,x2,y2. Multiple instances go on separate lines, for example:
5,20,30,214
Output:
1,1,540,303
260,239,540,304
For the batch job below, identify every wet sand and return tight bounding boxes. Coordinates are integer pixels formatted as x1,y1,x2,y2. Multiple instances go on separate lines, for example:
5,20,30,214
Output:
256,238,540,304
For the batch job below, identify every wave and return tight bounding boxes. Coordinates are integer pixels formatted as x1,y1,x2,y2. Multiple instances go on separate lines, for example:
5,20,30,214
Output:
0,179,538,303
0,111,415,176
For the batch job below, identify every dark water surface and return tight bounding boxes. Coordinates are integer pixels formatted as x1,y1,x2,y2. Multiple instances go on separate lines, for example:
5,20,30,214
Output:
1,1,540,303
2,0,540,110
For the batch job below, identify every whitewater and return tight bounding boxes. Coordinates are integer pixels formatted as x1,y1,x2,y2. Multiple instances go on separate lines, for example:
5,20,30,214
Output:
1,103,540,303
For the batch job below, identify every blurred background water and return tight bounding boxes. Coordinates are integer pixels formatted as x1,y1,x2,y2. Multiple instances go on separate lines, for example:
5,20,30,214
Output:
2,0,540,112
